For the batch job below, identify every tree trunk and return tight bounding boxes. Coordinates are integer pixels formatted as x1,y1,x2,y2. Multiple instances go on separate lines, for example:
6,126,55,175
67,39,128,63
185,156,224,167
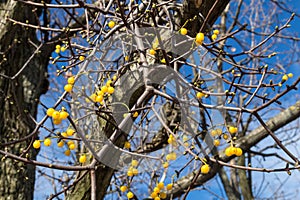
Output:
0,1,52,199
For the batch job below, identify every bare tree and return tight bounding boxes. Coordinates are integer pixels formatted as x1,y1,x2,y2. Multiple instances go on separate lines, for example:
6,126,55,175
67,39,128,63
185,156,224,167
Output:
0,0,300,200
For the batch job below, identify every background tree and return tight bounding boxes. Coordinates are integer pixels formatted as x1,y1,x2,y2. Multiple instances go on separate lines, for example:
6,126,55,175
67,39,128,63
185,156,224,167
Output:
0,0,300,200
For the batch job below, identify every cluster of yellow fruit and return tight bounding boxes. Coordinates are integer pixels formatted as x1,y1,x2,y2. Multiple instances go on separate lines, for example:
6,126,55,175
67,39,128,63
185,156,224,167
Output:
149,182,173,200
55,44,67,54
210,128,223,147
127,159,139,177
33,138,52,149
46,107,69,125
211,29,220,41
225,146,243,157
64,76,75,93
89,77,116,104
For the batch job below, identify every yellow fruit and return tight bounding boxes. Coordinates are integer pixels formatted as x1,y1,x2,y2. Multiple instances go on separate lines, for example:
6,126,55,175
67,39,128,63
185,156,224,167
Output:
131,159,138,167
61,132,68,138
288,73,293,78
59,111,69,120
200,164,210,174
223,133,229,140
235,147,243,156
127,170,133,177
53,118,62,125
229,147,237,155
163,162,169,168
52,111,61,120
157,182,164,189
79,154,87,163
112,75,117,81
166,183,173,190
160,192,167,199
132,111,138,118
124,141,131,149
195,32,204,44
108,20,116,29
106,80,112,87
64,149,71,156
46,108,55,117
79,55,85,61
213,29,220,35
33,140,41,149
101,86,108,93
225,147,233,157
132,168,138,175
151,192,158,198
154,197,160,200
61,46,67,52
211,34,217,40
149,49,156,55
67,76,75,84
282,74,288,82
66,128,75,136
153,187,160,193
107,86,115,94
43,138,52,147
216,129,222,136
69,143,76,150
55,44,61,49
213,139,220,146
161,58,166,64
180,28,187,35
57,140,64,148
95,95,103,103
196,92,205,99
64,84,73,92
120,185,127,192
228,126,238,134
55,48,60,54
210,129,218,136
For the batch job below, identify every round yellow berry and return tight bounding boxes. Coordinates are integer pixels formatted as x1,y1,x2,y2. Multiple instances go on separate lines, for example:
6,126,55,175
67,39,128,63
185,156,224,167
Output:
46,108,55,117
163,162,169,168
132,111,139,118
43,138,52,147
288,73,293,78
195,32,204,44
64,149,71,156
213,139,220,146
59,111,69,120
229,147,237,155
53,118,62,125
127,170,133,177
166,183,173,190
225,147,233,157
112,75,117,81
52,111,61,120
201,164,210,174
120,185,127,192
64,84,73,92
107,86,115,94
153,187,160,193
69,143,76,150
151,192,158,198
101,85,108,93
161,58,166,64
61,46,67,52
79,154,87,163
57,140,64,148
61,132,68,138
95,95,104,103
33,140,41,149
67,76,75,84
180,28,188,35
66,128,75,136
228,126,238,134
157,182,164,189
55,48,60,54
210,129,218,137
160,192,167,199
196,92,205,99
106,80,112,87
282,74,288,82
108,20,116,29
131,159,138,167
235,147,243,156
132,168,138,175
79,55,85,61
223,133,229,140
154,197,161,200
213,29,220,35
56,44,61,49
124,141,131,149
211,34,217,40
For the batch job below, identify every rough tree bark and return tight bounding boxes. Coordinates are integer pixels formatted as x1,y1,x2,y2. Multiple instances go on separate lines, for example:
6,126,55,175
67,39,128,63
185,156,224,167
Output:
0,1,52,199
